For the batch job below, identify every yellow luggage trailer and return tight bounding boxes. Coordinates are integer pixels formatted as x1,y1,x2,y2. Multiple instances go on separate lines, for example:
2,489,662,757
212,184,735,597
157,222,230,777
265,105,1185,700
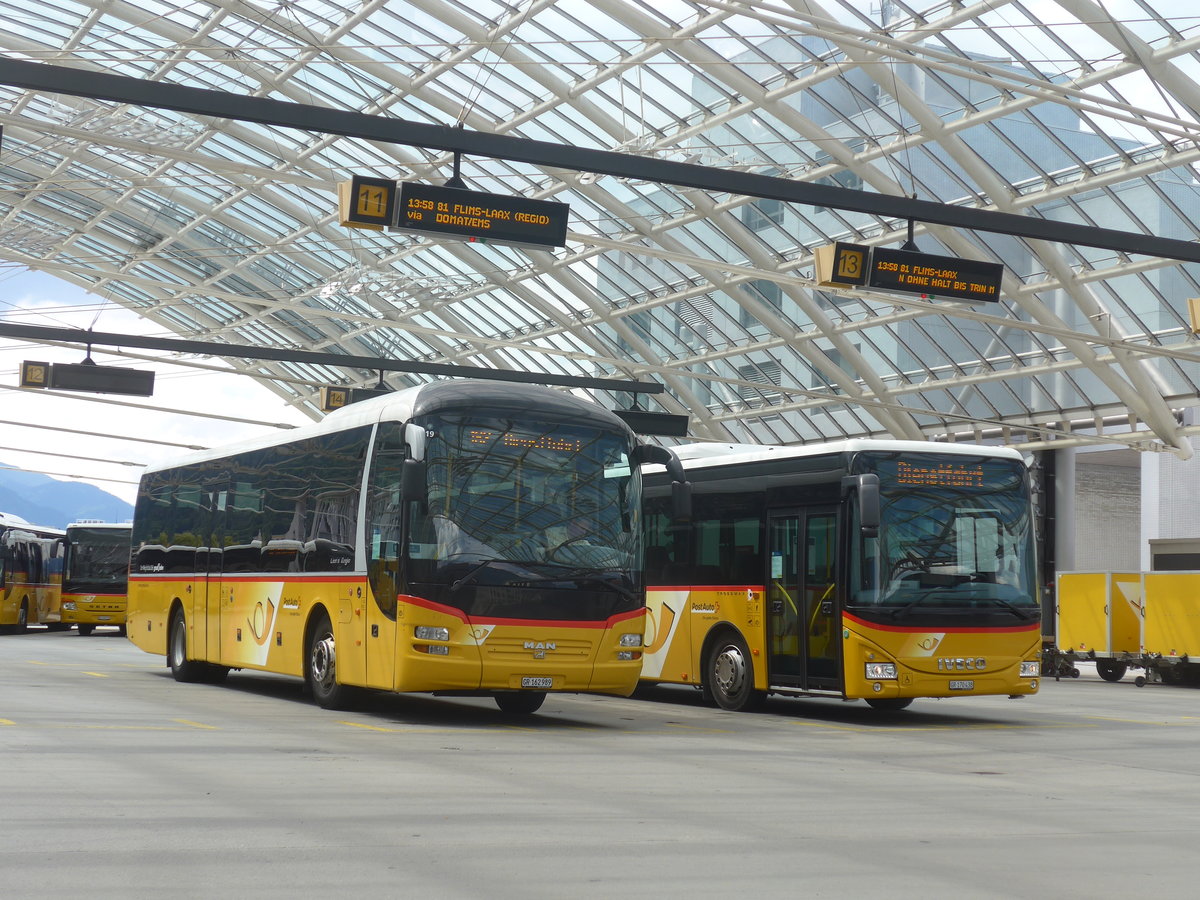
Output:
1051,571,1200,685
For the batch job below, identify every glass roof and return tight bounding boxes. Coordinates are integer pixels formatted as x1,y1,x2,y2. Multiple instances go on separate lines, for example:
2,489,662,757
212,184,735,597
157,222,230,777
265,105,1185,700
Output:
2,0,1200,457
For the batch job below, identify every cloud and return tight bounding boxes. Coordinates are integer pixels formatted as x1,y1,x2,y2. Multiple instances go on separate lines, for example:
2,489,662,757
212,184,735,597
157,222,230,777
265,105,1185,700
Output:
0,270,313,506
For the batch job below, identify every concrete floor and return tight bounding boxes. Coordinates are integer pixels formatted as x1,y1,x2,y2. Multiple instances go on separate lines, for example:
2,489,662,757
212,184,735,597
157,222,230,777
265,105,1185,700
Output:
2,628,1197,899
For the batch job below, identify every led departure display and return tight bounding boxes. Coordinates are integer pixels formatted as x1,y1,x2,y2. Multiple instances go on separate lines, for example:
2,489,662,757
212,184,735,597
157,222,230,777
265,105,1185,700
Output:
895,460,986,488
394,182,569,248
468,429,582,453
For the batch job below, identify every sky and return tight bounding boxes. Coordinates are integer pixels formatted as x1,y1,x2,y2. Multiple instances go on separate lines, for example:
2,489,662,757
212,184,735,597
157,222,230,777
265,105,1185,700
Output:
0,267,314,508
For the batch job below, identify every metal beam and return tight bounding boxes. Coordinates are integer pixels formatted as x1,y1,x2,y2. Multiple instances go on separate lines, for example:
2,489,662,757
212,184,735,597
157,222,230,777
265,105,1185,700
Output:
3,57,1200,263
0,322,664,394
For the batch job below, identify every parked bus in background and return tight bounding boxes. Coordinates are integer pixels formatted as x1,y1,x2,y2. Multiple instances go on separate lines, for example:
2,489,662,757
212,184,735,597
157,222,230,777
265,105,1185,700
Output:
640,440,1040,711
62,521,131,635
1,510,66,633
127,380,688,714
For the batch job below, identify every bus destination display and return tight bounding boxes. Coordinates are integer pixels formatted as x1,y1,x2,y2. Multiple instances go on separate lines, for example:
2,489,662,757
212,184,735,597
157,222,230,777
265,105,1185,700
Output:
394,182,569,248
896,460,985,488
468,429,582,454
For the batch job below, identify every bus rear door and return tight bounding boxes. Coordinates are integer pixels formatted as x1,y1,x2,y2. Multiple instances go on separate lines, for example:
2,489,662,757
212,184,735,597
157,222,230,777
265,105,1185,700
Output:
767,508,840,692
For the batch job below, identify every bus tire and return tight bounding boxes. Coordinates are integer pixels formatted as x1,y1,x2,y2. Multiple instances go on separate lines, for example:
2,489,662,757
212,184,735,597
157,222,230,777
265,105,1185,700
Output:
706,631,765,712
15,600,29,634
866,697,913,711
306,612,353,710
1096,660,1127,682
77,624,95,636
168,609,208,683
494,692,546,715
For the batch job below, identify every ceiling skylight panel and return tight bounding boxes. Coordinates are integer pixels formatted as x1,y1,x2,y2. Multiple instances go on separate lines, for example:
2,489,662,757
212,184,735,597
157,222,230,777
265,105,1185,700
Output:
8,1,85,45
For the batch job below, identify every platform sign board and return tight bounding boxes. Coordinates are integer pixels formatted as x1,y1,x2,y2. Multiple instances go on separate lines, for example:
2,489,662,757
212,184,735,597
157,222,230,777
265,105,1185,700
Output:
868,247,1003,303
392,182,569,248
814,241,870,287
338,176,397,230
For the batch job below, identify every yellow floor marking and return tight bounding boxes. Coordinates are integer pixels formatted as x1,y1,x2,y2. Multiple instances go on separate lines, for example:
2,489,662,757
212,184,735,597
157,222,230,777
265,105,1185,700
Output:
340,720,397,732
174,719,219,730
82,671,109,678
0,718,14,726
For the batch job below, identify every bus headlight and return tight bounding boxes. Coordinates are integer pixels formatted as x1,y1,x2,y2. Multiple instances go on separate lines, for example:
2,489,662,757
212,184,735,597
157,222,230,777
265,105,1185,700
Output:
619,633,643,647
1020,660,1040,678
415,626,449,642
865,662,898,680
61,600,76,611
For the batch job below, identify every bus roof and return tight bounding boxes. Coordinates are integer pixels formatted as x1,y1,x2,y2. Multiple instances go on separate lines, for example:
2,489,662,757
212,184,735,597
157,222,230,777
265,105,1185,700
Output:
662,438,1025,472
141,379,634,476
0,510,63,535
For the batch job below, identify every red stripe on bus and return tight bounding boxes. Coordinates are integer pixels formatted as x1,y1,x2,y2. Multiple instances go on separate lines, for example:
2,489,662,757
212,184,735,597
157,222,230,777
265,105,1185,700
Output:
843,609,1040,634
131,574,353,583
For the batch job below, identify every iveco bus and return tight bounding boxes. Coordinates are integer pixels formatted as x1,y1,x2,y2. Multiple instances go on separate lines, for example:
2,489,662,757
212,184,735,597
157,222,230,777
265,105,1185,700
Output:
640,440,1040,711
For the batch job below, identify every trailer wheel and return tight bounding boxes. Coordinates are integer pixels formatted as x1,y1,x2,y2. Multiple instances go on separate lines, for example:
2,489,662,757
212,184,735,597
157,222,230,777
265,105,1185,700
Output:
494,692,546,715
866,698,913,711
1096,660,1127,682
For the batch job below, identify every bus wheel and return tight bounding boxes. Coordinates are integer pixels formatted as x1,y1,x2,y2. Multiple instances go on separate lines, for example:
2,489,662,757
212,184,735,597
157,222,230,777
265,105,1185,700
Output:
495,692,546,715
77,624,95,636
168,610,208,683
866,697,913,711
15,601,29,634
706,633,765,711
1096,660,1127,682
307,613,352,710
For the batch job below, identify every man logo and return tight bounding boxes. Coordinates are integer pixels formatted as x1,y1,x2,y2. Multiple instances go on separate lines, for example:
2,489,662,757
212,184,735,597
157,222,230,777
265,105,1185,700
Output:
524,640,556,659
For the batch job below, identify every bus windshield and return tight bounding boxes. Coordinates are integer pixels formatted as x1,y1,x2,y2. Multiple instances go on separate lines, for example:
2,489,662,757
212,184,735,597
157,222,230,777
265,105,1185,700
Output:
65,527,131,592
409,413,639,582
849,453,1036,615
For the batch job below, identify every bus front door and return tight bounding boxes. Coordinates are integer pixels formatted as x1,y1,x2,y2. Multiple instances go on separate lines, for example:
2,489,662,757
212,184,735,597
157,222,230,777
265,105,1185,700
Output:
767,509,840,692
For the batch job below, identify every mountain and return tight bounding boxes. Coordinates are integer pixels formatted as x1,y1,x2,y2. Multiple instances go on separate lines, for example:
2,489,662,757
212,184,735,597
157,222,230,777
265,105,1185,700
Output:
0,465,134,529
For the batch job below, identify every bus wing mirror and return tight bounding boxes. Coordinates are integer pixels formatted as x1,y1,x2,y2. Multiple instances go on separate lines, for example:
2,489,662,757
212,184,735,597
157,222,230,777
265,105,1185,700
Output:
401,459,427,507
671,480,692,523
842,474,880,538
632,443,692,522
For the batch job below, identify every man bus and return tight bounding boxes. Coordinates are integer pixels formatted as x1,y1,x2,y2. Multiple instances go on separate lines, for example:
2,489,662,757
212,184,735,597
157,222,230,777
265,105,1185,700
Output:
127,380,687,714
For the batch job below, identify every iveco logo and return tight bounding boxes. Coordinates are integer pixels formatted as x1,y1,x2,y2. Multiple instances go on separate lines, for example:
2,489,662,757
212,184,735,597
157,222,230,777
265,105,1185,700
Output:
937,657,986,671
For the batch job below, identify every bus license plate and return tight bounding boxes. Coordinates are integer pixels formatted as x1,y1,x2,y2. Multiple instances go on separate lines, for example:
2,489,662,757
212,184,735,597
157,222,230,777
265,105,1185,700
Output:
521,677,553,689
949,680,974,691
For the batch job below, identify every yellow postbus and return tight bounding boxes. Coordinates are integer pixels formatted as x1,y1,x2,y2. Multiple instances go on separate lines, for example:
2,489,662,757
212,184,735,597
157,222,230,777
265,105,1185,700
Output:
1,511,66,633
127,380,687,714
640,440,1040,711
62,521,131,635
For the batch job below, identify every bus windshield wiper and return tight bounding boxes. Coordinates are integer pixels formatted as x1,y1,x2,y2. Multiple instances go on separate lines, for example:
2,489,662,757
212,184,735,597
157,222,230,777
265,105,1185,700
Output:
887,595,929,619
515,566,638,602
450,559,495,591
450,558,552,591
981,596,1039,620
